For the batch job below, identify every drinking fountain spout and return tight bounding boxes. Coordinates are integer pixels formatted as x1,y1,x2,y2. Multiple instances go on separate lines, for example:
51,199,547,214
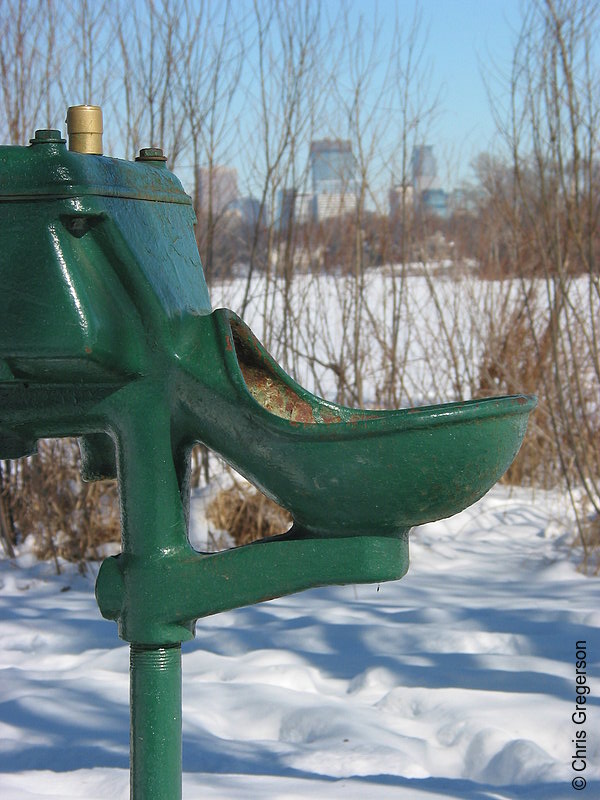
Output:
0,107,536,800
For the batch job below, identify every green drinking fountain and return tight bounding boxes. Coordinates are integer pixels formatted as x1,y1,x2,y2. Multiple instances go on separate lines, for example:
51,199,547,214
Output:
0,106,536,799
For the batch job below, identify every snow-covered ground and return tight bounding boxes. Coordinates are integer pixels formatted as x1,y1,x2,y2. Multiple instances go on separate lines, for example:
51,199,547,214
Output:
1,485,598,799
209,270,598,412
1,271,598,797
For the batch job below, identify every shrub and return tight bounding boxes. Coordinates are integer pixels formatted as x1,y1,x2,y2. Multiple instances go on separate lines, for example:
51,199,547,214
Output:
206,479,292,546
1,439,120,570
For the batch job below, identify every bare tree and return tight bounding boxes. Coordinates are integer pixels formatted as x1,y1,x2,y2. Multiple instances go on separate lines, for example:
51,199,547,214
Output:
381,8,438,407
476,0,600,569
0,0,62,143
177,0,245,285
174,0,246,485
55,1,113,112
311,4,437,408
113,0,188,163
238,0,326,351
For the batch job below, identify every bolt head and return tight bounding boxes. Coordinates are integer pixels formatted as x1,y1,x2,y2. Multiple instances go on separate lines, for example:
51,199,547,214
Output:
30,129,66,145
136,147,167,162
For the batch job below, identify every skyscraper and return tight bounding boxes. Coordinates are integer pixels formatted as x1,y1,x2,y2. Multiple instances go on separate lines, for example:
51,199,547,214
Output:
197,166,238,215
309,139,358,221
277,188,312,230
411,145,448,216
411,145,439,195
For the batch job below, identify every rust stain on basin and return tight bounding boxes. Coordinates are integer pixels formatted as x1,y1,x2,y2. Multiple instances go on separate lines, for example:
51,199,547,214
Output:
238,362,316,423
231,319,316,423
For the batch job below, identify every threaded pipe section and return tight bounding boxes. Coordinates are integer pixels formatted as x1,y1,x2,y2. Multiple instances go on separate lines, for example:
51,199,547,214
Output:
130,643,181,671
130,643,182,800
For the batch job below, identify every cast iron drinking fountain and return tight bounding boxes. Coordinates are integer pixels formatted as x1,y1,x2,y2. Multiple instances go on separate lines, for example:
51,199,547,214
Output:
0,106,536,799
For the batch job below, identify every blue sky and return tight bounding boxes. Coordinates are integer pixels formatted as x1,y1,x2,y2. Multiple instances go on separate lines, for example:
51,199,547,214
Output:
343,0,525,188
417,0,524,183
173,0,527,197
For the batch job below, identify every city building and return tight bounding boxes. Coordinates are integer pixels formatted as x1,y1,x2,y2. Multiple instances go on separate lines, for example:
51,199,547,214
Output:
421,188,448,218
197,165,238,215
411,145,439,195
313,192,357,221
277,188,313,230
229,196,262,227
309,139,358,221
408,145,451,217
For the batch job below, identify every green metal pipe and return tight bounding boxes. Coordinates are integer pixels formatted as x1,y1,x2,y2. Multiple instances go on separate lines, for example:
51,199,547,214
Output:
130,644,182,800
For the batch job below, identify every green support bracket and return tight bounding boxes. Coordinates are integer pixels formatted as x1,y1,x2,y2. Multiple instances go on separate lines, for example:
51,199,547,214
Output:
0,108,536,800
96,532,411,644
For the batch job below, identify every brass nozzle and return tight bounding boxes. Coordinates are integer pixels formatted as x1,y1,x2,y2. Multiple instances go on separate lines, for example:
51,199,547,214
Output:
66,105,103,154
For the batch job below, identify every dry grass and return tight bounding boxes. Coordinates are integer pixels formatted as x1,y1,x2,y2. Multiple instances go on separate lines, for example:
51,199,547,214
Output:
206,479,292,546
580,515,600,574
3,438,120,571
2,440,292,566
2,272,597,571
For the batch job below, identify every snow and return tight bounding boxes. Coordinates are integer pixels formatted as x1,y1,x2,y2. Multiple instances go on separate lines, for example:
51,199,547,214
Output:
209,270,595,409
1,485,598,799
1,269,598,797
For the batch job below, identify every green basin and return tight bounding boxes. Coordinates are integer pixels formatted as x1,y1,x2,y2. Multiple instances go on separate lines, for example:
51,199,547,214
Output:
0,137,537,543
176,310,537,538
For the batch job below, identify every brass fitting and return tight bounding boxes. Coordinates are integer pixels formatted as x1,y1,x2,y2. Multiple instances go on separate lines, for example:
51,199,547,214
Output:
66,105,103,154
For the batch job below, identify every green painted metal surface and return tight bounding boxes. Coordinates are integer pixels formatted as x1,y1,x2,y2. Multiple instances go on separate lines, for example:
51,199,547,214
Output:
130,644,182,800
0,131,536,636
0,128,536,799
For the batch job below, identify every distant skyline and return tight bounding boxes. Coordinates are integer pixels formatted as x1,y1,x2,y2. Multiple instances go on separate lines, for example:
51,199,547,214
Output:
337,0,525,188
173,0,527,200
